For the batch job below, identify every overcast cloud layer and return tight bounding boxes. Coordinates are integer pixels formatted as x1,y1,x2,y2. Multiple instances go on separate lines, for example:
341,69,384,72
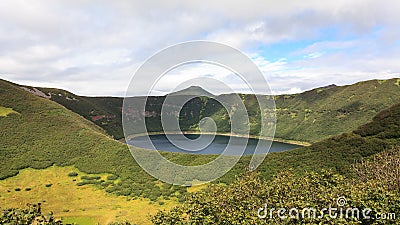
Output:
0,0,399,96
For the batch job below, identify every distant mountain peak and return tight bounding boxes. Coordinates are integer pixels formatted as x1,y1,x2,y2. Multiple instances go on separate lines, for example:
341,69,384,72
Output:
167,86,215,97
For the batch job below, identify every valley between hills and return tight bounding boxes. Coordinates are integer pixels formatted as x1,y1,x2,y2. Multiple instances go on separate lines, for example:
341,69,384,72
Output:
1,78,400,224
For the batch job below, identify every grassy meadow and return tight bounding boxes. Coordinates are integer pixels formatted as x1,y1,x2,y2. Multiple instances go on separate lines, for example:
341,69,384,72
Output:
0,165,176,225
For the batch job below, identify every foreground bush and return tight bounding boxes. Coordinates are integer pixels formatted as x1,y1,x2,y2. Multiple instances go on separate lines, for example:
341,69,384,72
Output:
151,148,400,224
353,147,400,191
0,203,62,225
0,204,137,225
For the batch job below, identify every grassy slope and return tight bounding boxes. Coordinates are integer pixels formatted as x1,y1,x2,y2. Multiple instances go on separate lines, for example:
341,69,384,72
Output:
0,79,137,179
0,79,220,197
0,106,18,117
0,79,190,223
354,102,400,139
38,78,400,143
37,87,124,139
274,78,400,142
254,102,400,180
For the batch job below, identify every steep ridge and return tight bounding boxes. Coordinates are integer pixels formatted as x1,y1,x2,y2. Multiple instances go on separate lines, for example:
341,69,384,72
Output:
274,78,400,142
36,87,124,139
256,101,400,178
37,78,400,143
0,79,187,199
2,77,400,191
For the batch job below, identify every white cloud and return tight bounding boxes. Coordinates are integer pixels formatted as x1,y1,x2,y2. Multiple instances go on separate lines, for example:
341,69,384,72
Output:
272,87,302,95
304,52,324,59
0,0,399,96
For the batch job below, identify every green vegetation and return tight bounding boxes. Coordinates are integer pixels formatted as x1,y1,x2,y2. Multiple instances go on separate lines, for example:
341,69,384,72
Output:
38,78,400,143
0,204,137,225
81,175,101,180
353,147,400,191
62,216,96,225
107,175,118,180
0,203,62,225
2,78,400,195
108,222,135,225
150,100,400,224
273,79,400,142
250,102,400,180
152,147,400,224
68,172,79,177
354,102,400,139
0,79,187,200
0,166,176,224
0,106,17,117
2,78,400,224
37,87,124,139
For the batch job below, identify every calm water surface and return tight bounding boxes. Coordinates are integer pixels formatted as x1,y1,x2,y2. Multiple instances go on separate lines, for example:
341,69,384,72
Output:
128,134,301,156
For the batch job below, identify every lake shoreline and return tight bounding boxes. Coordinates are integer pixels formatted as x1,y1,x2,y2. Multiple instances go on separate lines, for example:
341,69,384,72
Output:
121,131,311,147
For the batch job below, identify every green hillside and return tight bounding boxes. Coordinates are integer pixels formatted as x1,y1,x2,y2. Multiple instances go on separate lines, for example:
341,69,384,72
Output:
254,102,400,179
354,102,400,139
2,96,398,224
0,79,188,200
36,87,124,139
152,101,400,225
274,78,400,142
3,77,400,183
37,78,400,143
2,78,400,224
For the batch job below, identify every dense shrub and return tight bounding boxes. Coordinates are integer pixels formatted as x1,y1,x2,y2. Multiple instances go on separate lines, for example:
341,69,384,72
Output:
81,175,101,180
67,172,78,177
152,148,400,224
354,103,400,138
353,147,400,191
76,180,100,186
107,175,118,180
0,203,62,224
101,181,114,187
0,203,136,225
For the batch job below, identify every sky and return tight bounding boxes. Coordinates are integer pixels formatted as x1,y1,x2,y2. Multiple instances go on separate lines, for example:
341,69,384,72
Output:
0,0,400,96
